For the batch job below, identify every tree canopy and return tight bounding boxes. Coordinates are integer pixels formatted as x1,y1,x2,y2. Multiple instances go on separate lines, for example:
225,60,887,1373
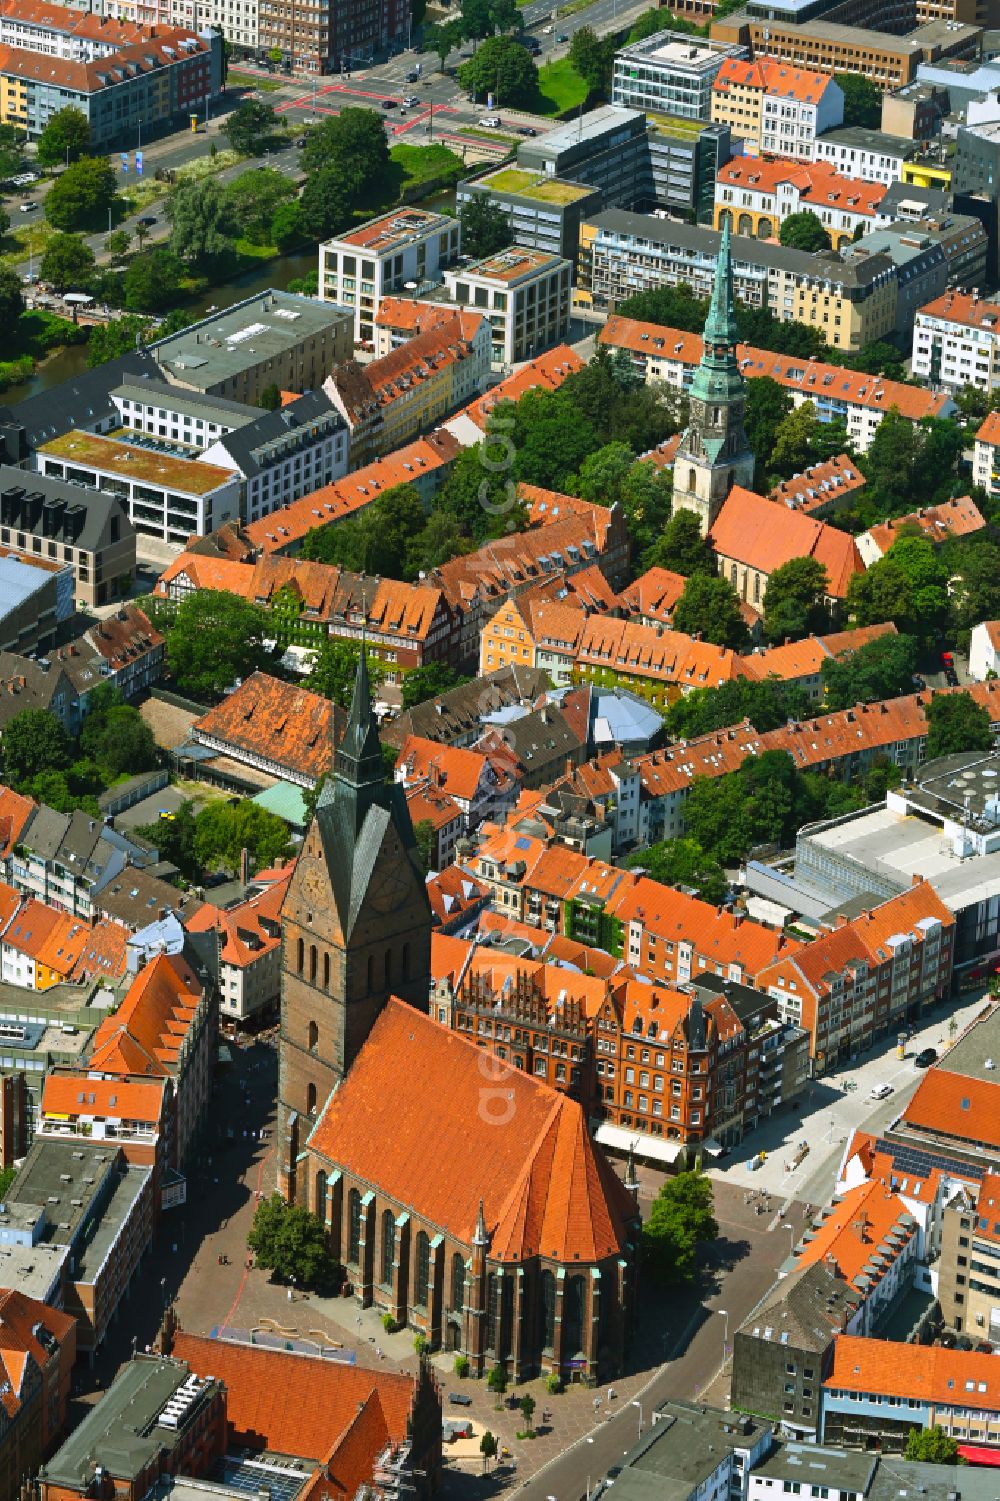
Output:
167,180,235,273
763,557,830,643
458,36,538,105
123,248,185,314
401,662,470,709
39,233,95,292
644,1171,718,1282
925,694,994,761
45,156,117,231
820,632,918,710
835,72,882,129
647,508,715,577
903,1428,965,1466
459,195,513,259
846,537,949,640
248,1193,340,1289
306,640,386,709
164,590,274,700
3,709,71,786
193,800,293,872
665,678,812,740
779,210,831,252
673,573,748,650
36,108,90,167
223,99,279,155
626,838,727,905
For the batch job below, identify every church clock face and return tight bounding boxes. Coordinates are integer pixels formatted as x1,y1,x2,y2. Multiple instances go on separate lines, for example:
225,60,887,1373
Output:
303,860,328,905
370,860,412,915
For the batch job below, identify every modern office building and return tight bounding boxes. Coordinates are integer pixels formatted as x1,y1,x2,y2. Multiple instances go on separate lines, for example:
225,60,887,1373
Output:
456,168,601,264
442,247,573,369
612,29,749,119
319,208,461,343
710,12,981,85
34,431,240,545
0,469,135,609
152,291,353,406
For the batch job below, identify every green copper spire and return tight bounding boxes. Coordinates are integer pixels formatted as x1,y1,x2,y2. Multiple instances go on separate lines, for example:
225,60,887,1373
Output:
703,217,740,349
334,629,384,791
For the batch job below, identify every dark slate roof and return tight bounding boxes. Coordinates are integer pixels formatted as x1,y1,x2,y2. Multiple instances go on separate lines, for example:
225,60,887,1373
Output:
207,390,345,481
736,1261,862,1350
0,466,134,554
7,351,161,449
382,666,549,750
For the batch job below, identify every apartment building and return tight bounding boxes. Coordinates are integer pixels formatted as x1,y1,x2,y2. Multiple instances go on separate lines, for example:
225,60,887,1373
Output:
597,314,956,446
153,291,352,406
324,313,489,463
813,125,919,184
111,382,349,527
612,29,749,119
38,1071,173,1219
396,737,515,834
442,248,573,370
756,881,955,1068
319,208,460,343
186,866,291,1027
0,470,134,610
0,26,220,145
973,408,1000,495
709,13,980,86
822,1337,1000,1451
857,494,985,563
912,289,1000,390
0,1289,75,1501
715,158,887,247
0,0,160,59
35,430,240,545
711,58,843,159
4,1138,153,1354
169,0,256,52
256,0,410,75
791,1179,920,1333
582,215,900,350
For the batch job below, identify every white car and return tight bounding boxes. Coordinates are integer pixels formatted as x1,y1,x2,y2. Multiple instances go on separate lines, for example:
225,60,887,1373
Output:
479,115,502,127
18,201,36,212
403,93,419,106
543,22,553,30
870,1082,893,1100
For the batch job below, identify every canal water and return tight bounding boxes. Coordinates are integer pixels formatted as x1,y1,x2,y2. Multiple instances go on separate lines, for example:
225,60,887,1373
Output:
6,186,459,405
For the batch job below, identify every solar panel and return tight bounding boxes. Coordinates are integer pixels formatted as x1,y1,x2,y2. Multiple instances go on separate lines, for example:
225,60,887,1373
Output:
873,1135,986,1183
220,1458,305,1501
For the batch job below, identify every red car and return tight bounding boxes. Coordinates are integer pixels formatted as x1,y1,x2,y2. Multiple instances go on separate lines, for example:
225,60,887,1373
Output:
942,650,954,665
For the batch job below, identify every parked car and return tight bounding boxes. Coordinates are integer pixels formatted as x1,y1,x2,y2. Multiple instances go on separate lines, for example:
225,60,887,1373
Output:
870,1083,893,1100
382,97,397,108
137,215,157,227
556,31,569,40
517,125,537,135
405,67,421,80
449,1392,473,1406
915,1047,938,1068
479,115,502,126
403,93,419,105
542,22,553,30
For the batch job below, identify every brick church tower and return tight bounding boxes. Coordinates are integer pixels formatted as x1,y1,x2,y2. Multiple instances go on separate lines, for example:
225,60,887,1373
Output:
277,644,432,1203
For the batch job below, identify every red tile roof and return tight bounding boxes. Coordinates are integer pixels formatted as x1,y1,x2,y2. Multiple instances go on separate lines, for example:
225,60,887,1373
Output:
41,1074,166,1125
713,56,834,103
454,348,585,433
709,486,863,598
89,952,203,1078
170,1331,416,1463
920,290,1000,333
186,866,293,969
863,495,985,556
307,998,634,1261
0,26,211,91
192,672,342,786
794,1179,916,1287
0,788,34,860
769,455,867,514
717,157,887,217
902,1068,1000,1152
828,1334,1000,1410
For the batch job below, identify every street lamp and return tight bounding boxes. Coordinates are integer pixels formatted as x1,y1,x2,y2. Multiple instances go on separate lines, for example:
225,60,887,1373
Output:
586,1436,595,1501
718,1307,729,1359
632,1399,643,1437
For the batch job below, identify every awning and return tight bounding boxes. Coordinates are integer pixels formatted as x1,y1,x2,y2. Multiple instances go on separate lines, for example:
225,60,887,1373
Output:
595,1123,684,1165
958,1446,1000,1467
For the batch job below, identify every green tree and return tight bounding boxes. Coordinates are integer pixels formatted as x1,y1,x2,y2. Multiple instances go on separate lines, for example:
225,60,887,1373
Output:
165,589,274,699
512,388,599,491
301,484,426,576
0,204,9,242
519,1394,536,1435
259,384,282,411
248,1193,340,1289
123,248,184,314
480,1431,497,1474
903,1427,964,1466
270,199,305,251
36,107,90,168
45,156,117,231
820,632,918,710
665,678,812,740
223,99,279,154
621,462,674,570
299,167,353,241
835,72,882,128
626,837,727,904
194,800,293,872
616,281,708,333
763,556,830,643
424,19,463,69
307,640,386,709
767,401,843,482
224,167,296,244
643,1171,717,1283
103,228,131,262
950,541,1000,636
778,210,831,252
673,573,748,650
648,508,715,576
300,108,390,204
39,232,95,291
401,662,470,709
413,818,436,874
577,441,637,508
487,1364,507,1408
2,709,71,786
135,800,200,882
846,537,949,639
926,694,994,760
459,194,513,258
568,25,615,96
80,704,158,777
458,36,538,106
0,267,24,329
404,508,471,577
167,180,235,273
86,312,151,366
744,376,793,487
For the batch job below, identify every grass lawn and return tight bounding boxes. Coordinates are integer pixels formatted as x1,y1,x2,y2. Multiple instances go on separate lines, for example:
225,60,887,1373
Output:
460,126,520,145
229,70,284,91
121,178,164,214
175,148,244,185
0,218,54,272
484,166,590,202
390,141,464,189
533,58,589,115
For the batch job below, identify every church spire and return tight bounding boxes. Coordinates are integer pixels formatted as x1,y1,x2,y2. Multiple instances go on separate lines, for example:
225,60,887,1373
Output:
473,1198,489,1247
703,217,740,350
334,624,384,791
